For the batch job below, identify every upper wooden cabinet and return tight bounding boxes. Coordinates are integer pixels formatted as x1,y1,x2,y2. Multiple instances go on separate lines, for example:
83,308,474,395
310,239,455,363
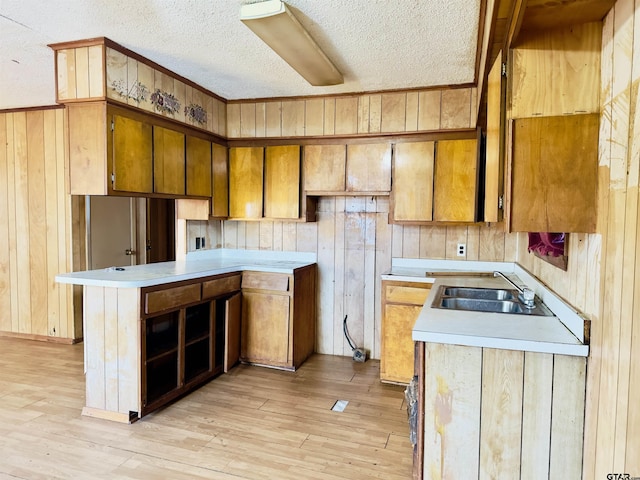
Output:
186,135,212,198
68,101,220,201
390,135,479,224
433,138,479,222
229,145,315,221
346,143,392,193
509,22,601,119
68,101,153,195
509,114,598,233
485,51,505,223
154,126,185,195
211,143,229,218
392,141,435,222
303,145,346,193
303,142,392,195
264,145,301,219
229,147,264,219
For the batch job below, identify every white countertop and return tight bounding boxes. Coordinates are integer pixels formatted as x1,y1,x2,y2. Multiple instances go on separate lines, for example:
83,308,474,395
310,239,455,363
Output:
383,258,589,357
55,249,317,288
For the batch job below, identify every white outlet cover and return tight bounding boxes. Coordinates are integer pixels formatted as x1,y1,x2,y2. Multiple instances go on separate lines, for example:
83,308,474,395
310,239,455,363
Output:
457,243,466,256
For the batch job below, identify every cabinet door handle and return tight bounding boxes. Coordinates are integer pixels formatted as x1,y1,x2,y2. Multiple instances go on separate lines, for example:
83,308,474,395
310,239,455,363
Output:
125,249,136,256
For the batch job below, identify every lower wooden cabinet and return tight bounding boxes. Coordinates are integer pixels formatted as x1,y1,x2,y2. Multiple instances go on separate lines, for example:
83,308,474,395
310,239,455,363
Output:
380,280,431,384
413,342,586,479
141,274,242,415
240,265,316,370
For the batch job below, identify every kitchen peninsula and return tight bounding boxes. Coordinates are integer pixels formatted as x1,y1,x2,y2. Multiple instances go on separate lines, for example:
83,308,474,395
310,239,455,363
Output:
56,249,317,423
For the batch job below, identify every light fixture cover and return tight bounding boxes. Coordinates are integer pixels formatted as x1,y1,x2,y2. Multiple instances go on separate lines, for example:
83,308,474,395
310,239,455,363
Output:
240,0,343,86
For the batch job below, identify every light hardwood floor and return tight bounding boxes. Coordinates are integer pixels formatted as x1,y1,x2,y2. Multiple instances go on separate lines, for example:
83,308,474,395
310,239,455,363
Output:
0,337,412,479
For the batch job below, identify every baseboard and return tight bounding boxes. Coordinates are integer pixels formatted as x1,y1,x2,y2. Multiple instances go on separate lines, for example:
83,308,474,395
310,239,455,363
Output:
0,331,82,344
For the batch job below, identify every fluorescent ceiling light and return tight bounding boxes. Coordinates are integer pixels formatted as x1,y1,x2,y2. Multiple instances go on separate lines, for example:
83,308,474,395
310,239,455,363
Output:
240,0,343,86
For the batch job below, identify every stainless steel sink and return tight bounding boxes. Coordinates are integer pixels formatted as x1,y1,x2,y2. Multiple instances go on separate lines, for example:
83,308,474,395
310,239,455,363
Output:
432,285,554,316
442,287,515,301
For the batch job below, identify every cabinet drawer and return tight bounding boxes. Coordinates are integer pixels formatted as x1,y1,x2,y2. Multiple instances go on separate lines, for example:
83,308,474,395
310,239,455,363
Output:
202,274,241,299
145,283,201,314
242,272,290,292
385,285,430,305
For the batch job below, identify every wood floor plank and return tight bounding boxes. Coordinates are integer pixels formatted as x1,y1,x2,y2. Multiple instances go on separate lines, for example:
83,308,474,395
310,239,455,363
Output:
0,338,412,479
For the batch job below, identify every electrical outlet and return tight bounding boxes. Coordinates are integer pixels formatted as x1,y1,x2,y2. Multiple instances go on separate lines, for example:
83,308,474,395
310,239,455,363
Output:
195,237,201,250
457,243,466,257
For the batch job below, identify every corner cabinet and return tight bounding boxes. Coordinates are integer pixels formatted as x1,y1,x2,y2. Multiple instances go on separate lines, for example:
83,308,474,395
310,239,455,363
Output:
240,265,316,370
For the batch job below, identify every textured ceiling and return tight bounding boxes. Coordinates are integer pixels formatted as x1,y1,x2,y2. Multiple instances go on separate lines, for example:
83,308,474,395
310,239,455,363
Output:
0,0,481,109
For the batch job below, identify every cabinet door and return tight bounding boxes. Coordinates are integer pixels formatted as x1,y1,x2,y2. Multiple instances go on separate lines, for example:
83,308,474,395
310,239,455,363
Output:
382,304,423,384
211,143,229,218
224,292,241,372
433,138,478,222
485,52,505,223
229,147,264,219
392,141,435,222
264,145,300,219
303,144,346,192
241,292,290,366
154,126,185,195
186,135,212,197
111,113,153,193
346,143,392,193
510,114,598,233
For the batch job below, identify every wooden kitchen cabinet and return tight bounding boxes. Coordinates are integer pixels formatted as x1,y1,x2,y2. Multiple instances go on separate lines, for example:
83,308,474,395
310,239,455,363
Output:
264,145,301,219
391,141,435,222
413,343,586,479
240,265,316,370
68,101,153,195
509,114,598,233
153,125,185,195
229,146,264,219
390,135,479,223
303,144,346,193
433,137,479,222
303,142,392,195
484,51,505,223
186,135,212,198
141,273,242,415
211,143,229,218
346,143,392,193
380,280,431,384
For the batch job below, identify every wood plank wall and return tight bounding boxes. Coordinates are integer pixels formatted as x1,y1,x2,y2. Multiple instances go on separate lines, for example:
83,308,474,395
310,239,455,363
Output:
516,1,639,476
189,86,519,359
0,108,78,341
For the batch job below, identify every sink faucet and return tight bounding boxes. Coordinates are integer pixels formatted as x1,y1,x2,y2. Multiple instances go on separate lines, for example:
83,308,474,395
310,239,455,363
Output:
493,271,536,308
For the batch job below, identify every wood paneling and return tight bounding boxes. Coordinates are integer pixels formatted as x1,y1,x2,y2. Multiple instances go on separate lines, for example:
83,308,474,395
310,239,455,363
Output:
0,109,77,340
419,343,587,478
193,85,514,358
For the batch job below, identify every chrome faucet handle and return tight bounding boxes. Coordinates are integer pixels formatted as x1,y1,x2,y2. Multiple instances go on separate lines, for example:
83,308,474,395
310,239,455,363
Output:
520,288,536,308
